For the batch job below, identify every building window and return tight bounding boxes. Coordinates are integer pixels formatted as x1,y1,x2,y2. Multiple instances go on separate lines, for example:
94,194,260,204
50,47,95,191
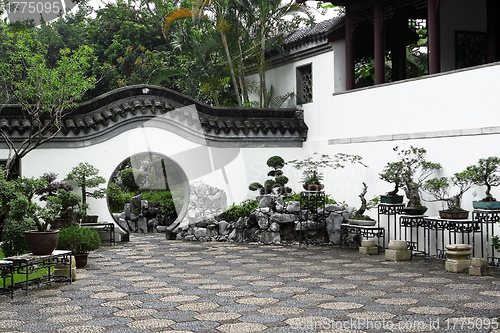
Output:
296,64,312,104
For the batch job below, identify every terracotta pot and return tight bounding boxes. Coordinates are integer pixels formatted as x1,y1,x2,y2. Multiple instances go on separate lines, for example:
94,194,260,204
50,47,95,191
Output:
73,253,89,268
439,210,469,219
302,184,324,191
24,230,59,255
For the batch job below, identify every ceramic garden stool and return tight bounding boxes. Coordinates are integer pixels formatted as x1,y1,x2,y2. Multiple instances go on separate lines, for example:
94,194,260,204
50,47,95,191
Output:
469,257,489,276
445,244,472,273
385,240,411,261
53,256,76,282
359,240,378,255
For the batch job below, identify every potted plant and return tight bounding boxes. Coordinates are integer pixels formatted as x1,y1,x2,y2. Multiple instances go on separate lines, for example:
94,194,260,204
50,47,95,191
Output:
288,152,366,191
348,182,380,226
379,161,404,203
249,156,292,196
7,176,64,255
57,225,101,267
65,162,107,222
422,170,475,219
36,173,85,228
382,146,441,215
465,156,500,210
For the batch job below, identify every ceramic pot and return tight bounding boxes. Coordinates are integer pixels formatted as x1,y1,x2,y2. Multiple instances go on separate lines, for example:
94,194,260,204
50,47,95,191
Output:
380,195,404,204
302,184,324,191
24,230,59,255
439,210,469,219
402,206,428,216
73,253,89,268
472,201,500,210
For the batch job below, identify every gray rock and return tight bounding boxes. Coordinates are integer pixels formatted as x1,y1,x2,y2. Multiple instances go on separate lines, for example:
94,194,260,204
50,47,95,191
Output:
137,216,148,233
156,226,168,233
194,227,208,239
130,194,143,213
269,222,280,232
260,231,281,244
218,221,229,235
269,213,297,224
325,213,343,244
257,195,275,209
286,201,301,213
254,211,269,230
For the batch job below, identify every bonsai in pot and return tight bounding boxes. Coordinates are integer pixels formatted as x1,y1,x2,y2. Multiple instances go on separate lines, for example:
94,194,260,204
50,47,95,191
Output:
382,146,441,215
348,182,380,226
57,225,101,267
65,162,107,222
6,176,65,255
422,170,474,219
288,152,366,191
36,172,85,227
249,156,292,196
379,161,404,203
465,156,500,210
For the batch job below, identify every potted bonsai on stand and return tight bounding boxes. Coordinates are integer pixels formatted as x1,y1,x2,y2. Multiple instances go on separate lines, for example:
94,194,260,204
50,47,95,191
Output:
7,177,65,255
422,170,475,219
57,225,101,267
382,146,441,215
288,152,366,191
379,161,404,203
348,182,380,226
65,162,107,223
465,156,500,210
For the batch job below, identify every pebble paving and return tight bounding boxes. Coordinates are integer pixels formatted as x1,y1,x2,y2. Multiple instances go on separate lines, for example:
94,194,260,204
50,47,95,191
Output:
1,233,500,332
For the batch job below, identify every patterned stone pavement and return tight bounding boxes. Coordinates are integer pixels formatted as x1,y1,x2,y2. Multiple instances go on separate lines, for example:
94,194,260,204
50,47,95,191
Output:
1,233,500,332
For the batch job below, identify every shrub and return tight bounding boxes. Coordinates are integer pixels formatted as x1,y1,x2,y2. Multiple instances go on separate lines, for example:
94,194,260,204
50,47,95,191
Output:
1,218,36,257
219,199,258,222
57,225,101,254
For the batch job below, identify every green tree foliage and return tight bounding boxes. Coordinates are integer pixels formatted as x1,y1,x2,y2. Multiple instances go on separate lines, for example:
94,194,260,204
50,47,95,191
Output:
64,162,106,216
0,30,96,179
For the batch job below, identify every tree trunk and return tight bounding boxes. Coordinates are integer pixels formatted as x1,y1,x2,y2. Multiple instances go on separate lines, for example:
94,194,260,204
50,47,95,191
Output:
220,31,242,107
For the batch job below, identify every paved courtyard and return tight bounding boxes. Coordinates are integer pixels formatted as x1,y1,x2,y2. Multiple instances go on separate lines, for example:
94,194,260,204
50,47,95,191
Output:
1,233,500,333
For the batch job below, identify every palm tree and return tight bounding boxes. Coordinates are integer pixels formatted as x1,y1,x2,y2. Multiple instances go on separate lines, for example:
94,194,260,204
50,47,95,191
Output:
235,0,312,107
164,0,242,106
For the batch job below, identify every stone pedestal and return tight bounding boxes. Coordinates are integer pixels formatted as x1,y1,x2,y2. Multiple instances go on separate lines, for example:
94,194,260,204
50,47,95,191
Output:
53,256,76,281
385,240,411,261
445,244,472,273
469,257,489,276
359,240,378,255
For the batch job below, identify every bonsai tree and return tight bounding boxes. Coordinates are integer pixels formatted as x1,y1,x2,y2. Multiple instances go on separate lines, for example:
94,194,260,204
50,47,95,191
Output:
288,152,366,185
57,225,101,254
249,156,292,196
383,146,441,208
352,182,380,221
65,163,106,216
422,170,475,211
379,161,404,196
465,156,500,202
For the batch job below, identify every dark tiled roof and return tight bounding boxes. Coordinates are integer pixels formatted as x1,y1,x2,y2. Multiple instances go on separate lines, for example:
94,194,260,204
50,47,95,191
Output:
0,85,308,148
284,15,345,46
